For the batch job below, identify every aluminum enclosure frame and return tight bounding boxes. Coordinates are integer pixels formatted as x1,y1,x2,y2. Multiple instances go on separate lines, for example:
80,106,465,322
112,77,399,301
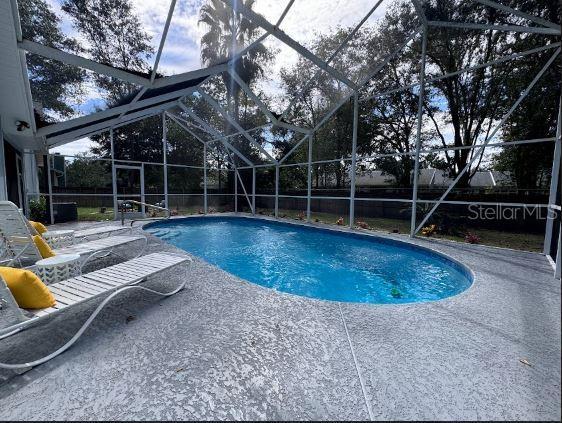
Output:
13,0,561,276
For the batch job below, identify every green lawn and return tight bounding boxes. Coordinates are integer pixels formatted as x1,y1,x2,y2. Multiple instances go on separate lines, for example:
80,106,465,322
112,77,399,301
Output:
76,206,545,252
77,207,115,221
264,208,545,252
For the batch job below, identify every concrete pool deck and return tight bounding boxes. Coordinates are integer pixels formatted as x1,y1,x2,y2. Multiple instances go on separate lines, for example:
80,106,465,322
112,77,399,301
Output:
0,216,560,420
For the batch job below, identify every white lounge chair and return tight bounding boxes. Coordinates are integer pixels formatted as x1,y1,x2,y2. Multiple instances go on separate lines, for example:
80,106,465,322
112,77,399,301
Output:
0,201,147,267
15,203,131,242
73,225,130,240
0,252,191,370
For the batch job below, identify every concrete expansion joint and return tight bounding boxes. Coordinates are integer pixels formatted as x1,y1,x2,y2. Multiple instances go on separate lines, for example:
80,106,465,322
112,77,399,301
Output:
339,303,374,421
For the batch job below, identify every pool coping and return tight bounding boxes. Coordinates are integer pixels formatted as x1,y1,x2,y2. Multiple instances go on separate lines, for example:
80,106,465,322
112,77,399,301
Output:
142,213,477,307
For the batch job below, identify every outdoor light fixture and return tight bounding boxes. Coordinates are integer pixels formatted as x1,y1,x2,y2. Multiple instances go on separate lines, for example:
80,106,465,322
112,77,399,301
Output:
15,120,30,132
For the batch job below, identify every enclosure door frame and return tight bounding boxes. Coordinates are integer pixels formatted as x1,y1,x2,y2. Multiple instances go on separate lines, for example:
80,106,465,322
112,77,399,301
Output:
114,164,145,219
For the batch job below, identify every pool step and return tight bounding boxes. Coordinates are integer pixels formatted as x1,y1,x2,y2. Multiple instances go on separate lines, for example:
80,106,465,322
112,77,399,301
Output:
162,230,180,239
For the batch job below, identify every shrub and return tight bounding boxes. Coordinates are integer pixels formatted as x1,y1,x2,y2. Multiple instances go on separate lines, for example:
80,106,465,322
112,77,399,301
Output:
356,221,369,229
465,232,481,244
421,224,437,237
29,196,47,223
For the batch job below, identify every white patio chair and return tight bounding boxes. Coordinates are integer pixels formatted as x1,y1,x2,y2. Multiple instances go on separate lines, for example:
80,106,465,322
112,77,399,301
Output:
73,224,130,240
0,252,192,370
0,201,147,267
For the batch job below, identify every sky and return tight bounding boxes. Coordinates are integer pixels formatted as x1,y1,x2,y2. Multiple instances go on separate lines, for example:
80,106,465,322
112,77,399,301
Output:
48,0,392,155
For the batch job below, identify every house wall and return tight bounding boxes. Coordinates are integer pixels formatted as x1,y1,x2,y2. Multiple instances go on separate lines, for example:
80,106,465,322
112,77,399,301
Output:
0,122,7,201
0,126,40,214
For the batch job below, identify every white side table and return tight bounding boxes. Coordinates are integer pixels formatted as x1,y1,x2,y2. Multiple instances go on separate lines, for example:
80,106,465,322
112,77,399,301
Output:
43,230,75,249
35,254,81,285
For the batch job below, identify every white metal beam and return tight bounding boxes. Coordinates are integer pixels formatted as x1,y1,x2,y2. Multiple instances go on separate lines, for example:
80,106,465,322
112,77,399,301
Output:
0,122,7,201
203,143,208,214
151,64,228,89
115,0,177,122
228,69,277,123
221,146,253,213
166,112,207,145
110,128,118,220
177,101,254,166
275,121,310,134
165,111,215,136
349,93,359,228
252,167,256,215
306,133,313,222
47,100,178,146
38,86,198,138
18,39,151,86
150,0,176,83
554,234,562,279
410,25,428,237
162,112,169,209
275,164,279,217
475,0,561,31
361,42,561,103
543,96,562,255
199,90,277,163
411,0,427,25
428,20,560,35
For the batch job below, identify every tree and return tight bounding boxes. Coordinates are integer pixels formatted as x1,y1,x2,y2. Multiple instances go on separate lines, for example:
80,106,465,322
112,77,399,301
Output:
277,29,357,190
65,153,111,188
490,1,560,189
420,0,560,186
277,18,422,189
199,0,271,120
359,4,427,187
61,0,154,103
90,115,163,162
63,0,163,177
18,0,85,118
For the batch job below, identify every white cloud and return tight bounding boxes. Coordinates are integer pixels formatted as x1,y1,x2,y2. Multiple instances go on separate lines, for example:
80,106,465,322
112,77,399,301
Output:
132,0,390,77
50,137,96,156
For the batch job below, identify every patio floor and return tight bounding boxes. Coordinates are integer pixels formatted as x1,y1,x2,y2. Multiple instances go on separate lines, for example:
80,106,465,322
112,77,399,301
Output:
0,217,560,420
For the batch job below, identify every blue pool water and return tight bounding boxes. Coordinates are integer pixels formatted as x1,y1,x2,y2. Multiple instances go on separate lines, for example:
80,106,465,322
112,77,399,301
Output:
145,217,472,304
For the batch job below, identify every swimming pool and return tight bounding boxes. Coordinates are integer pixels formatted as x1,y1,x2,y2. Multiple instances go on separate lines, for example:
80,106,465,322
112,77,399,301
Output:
145,217,472,304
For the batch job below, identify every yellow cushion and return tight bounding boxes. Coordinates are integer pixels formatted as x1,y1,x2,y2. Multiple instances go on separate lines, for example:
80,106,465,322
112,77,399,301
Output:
29,220,48,235
33,235,55,258
0,267,56,309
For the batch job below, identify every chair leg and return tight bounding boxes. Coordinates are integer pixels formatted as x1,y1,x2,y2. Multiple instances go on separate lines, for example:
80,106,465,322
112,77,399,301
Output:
133,235,149,258
0,278,187,370
13,365,32,375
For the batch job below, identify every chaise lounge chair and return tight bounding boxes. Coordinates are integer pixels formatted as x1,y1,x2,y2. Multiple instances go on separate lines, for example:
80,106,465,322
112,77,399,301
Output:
73,224,130,240
0,201,147,267
0,252,191,370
